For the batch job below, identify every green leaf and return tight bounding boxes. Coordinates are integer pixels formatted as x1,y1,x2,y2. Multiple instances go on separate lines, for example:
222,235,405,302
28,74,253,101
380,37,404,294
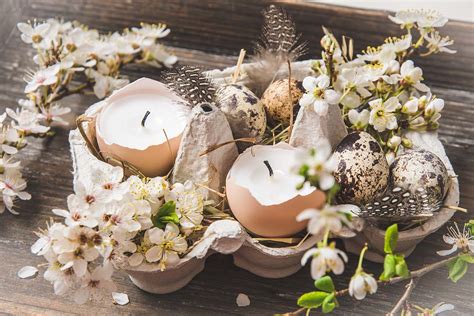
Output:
314,276,335,293
322,293,336,313
152,201,179,229
395,257,409,278
384,224,398,254
460,254,474,264
468,220,474,235
448,257,469,283
297,291,329,308
380,254,396,281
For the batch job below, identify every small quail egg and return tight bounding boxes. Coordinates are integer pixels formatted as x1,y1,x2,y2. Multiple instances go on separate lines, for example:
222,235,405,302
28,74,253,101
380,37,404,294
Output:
261,78,303,125
216,84,267,150
389,149,449,202
333,131,389,204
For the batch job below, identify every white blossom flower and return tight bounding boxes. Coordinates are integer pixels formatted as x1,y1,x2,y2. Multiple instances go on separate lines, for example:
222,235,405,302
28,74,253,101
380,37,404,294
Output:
68,180,107,212
369,97,400,132
0,155,21,174
6,108,50,134
74,264,116,304
107,201,145,234
400,60,430,92
388,10,419,28
294,140,337,190
90,166,128,202
299,75,340,115
87,70,129,99
348,109,370,130
147,45,178,68
52,198,98,228
437,223,474,256
24,64,60,93
424,31,456,54
166,181,205,232
301,245,348,280
297,204,352,236
43,254,76,295
145,223,188,270
349,271,378,300
128,175,169,204
37,104,71,126
0,171,31,214
132,23,170,39
384,34,412,53
57,242,99,277
334,68,372,109
0,115,20,155
415,10,449,29
17,22,50,44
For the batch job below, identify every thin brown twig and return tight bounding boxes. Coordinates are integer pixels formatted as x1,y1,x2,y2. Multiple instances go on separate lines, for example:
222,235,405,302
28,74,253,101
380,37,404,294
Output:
284,253,464,316
387,278,418,316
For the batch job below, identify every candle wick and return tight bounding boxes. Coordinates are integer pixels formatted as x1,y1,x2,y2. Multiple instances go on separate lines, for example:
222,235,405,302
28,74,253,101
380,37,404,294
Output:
263,160,274,177
141,110,151,127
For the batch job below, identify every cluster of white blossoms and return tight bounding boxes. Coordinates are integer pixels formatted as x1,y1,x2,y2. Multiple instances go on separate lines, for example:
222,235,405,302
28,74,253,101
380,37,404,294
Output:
0,19,177,217
31,166,207,304
299,9,454,162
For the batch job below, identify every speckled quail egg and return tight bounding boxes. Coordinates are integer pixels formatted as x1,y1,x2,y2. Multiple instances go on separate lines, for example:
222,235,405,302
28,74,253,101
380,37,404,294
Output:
261,78,303,126
333,131,389,205
389,149,449,202
216,84,267,147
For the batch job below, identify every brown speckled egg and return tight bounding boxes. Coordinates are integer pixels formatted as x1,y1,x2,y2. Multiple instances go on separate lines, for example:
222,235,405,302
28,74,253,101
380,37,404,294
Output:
216,84,267,144
261,78,303,125
333,132,389,204
389,149,448,202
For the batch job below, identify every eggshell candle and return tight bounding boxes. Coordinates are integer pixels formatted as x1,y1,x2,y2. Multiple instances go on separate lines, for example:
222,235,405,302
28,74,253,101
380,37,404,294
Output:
226,143,326,237
96,78,190,177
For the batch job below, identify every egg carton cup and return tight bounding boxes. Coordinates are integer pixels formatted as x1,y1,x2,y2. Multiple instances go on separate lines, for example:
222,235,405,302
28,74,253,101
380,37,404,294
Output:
207,60,460,263
69,88,321,294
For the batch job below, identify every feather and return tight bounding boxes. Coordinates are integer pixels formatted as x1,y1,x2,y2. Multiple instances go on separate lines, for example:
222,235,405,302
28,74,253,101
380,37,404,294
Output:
351,187,443,220
247,5,307,95
161,65,216,106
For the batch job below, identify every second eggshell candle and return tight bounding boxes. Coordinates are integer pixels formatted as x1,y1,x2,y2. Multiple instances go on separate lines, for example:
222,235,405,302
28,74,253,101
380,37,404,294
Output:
226,143,326,237
95,78,190,177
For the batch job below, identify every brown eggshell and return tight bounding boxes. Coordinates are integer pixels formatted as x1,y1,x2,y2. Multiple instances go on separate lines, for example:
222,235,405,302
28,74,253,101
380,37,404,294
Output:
226,176,326,238
261,78,303,125
95,78,188,177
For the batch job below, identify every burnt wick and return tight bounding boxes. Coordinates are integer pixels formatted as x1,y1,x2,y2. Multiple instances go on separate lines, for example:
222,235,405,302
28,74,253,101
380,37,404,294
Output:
263,160,274,177
141,110,151,127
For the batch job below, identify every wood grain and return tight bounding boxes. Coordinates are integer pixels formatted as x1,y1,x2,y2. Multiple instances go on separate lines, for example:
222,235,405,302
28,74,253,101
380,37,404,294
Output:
0,0,473,315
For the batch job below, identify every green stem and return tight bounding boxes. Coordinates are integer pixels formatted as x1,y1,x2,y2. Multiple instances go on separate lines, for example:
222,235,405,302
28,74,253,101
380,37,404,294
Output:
356,243,368,272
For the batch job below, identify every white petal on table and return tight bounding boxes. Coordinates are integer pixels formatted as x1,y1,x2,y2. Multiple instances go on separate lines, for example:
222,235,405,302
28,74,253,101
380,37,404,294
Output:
17,266,38,279
236,293,250,307
112,292,130,306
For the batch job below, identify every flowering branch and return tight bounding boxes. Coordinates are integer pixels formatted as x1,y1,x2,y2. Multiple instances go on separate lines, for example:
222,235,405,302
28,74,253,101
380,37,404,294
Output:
0,19,177,216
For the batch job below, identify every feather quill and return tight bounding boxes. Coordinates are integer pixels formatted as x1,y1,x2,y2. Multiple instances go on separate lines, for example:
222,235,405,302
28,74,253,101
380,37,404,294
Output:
248,5,307,95
161,65,216,106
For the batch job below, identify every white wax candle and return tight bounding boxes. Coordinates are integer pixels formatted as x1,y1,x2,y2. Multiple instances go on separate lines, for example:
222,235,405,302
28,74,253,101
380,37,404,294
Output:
95,78,190,177
99,93,189,150
229,145,315,205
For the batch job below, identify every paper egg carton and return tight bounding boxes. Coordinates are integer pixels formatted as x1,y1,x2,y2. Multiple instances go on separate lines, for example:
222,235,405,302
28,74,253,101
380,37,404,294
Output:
69,81,321,294
69,60,459,294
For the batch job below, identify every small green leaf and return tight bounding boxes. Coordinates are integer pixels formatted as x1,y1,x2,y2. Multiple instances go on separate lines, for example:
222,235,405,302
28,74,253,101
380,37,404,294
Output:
448,257,468,283
395,258,409,278
314,276,335,293
468,220,474,235
460,254,474,264
297,291,329,308
380,254,396,281
322,293,336,313
384,224,398,254
152,201,179,229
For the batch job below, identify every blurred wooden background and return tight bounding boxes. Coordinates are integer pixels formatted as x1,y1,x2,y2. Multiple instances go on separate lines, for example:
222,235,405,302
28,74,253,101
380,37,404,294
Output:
0,0,473,314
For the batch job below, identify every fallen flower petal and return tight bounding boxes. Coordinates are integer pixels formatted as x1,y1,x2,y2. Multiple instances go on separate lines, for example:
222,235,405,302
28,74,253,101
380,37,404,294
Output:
236,293,250,307
112,292,130,306
18,265,38,279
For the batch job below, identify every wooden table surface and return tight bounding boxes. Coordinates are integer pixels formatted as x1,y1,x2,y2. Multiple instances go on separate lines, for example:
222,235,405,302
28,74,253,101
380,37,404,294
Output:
0,0,473,315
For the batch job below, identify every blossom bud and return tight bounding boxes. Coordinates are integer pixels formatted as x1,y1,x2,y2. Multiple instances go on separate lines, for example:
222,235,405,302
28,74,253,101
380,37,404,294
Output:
320,35,332,51
387,135,402,149
385,151,395,164
401,138,413,148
